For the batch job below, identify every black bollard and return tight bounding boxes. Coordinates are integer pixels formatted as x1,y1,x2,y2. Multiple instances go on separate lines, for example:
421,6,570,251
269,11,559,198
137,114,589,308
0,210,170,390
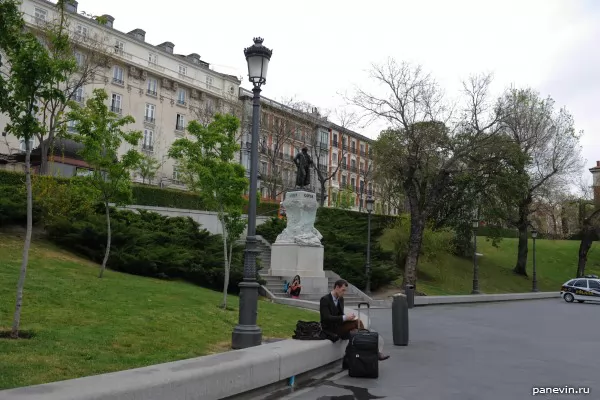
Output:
405,284,415,309
392,293,409,346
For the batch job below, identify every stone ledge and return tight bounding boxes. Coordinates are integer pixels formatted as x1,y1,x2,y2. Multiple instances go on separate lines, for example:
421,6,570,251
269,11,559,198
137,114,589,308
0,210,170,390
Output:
414,291,560,306
0,338,348,400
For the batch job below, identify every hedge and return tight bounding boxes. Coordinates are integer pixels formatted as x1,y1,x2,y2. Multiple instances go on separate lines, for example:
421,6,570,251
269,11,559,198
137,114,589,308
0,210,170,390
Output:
0,170,280,214
257,208,399,290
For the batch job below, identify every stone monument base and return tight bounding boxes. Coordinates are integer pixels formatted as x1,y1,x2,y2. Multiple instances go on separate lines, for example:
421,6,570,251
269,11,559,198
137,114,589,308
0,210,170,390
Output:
269,243,329,294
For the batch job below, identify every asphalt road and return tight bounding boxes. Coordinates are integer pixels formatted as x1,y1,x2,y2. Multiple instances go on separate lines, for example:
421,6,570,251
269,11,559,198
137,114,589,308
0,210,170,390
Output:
262,298,599,400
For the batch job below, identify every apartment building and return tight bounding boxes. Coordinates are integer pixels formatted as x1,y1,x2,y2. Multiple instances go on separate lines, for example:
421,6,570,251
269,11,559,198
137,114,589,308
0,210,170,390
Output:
238,88,328,203
0,0,241,188
237,88,394,214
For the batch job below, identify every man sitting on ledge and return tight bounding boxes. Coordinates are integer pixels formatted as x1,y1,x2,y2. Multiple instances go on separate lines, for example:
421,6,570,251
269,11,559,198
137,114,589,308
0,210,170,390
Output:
319,279,389,361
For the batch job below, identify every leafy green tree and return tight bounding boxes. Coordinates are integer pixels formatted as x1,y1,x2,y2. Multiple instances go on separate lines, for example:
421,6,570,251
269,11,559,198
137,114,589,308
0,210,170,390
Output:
0,0,75,338
67,88,142,278
137,153,162,184
350,62,504,289
168,113,248,306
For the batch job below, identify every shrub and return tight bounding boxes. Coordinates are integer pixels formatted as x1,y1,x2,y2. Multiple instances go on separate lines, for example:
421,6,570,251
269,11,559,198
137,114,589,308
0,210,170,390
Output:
45,209,248,293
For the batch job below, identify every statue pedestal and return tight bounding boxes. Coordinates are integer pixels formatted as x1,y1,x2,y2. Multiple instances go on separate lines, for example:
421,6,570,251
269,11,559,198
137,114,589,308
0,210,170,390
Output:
269,190,328,294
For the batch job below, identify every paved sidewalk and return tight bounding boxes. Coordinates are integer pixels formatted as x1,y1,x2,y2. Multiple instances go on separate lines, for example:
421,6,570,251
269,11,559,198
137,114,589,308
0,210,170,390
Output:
264,298,598,400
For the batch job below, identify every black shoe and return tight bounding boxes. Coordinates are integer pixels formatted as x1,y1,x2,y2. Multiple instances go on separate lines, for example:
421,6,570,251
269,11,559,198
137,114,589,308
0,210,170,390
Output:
378,353,390,361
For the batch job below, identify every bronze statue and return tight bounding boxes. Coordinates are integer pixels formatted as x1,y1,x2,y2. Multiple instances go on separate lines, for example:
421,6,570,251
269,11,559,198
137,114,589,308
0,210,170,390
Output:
293,146,314,189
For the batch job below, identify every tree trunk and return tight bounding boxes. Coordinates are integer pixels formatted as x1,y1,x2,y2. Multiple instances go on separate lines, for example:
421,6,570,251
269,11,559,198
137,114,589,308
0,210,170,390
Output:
221,218,229,309
320,180,327,206
551,213,558,239
39,140,49,175
99,201,111,278
403,204,425,289
576,209,600,277
11,145,33,338
577,230,593,278
513,203,529,276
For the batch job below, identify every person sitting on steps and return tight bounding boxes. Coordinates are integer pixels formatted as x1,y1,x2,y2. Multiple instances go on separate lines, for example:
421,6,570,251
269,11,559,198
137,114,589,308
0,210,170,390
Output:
288,275,302,299
319,279,389,361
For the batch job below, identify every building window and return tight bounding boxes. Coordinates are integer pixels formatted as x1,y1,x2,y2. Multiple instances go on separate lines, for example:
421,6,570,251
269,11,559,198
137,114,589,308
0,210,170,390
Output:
147,78,157,96
148,52,158,65
172,166,180,182
19,138,34,152
114,40,124,55
143,129,153,151
145,103,156,123
67,119,77,133
76,24,88,37
332,152,337,164
177,88,186,105
206,75,214,87
179,65,187,75
34,8,47,22
112,66,124,85
73,86,83,103
176,114,185,131
74,51,83,66
110,93,122,113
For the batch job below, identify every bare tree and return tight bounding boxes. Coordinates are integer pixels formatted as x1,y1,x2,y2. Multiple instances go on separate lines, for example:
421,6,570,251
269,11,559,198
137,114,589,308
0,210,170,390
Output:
36,11,111,175
348,58,503,288
260,111,296,200
497,87,584,275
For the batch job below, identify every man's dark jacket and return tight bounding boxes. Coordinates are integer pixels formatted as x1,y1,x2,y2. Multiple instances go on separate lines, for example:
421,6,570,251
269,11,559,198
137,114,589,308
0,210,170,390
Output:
319,293,347,339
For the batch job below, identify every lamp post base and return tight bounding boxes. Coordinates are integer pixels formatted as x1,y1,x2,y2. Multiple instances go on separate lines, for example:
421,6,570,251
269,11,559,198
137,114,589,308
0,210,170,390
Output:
231,281,262,349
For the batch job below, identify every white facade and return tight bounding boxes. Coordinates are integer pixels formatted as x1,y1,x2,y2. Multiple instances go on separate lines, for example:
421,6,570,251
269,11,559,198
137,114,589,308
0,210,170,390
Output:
0,0,241,188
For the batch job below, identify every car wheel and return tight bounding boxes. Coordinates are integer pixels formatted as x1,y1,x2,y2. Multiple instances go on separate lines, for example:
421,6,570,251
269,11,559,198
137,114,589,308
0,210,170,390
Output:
564,293,574,303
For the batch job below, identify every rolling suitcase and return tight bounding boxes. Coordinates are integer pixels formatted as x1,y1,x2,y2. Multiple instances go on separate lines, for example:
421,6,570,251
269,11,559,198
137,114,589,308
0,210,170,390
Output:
345,302,379,378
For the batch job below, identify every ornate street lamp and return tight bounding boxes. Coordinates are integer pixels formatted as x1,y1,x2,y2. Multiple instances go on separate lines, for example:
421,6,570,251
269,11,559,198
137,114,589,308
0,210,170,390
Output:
365,196,375,294
531,228,538,292
231,37,272,350
472,211,480,294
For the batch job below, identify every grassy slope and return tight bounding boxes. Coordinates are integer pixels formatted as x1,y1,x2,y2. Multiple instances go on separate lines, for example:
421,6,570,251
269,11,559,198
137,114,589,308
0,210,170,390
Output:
406,237,600,295
0,233,317,390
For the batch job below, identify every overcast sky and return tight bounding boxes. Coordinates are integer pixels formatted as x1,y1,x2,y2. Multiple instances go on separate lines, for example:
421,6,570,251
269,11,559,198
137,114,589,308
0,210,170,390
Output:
76,0,600,183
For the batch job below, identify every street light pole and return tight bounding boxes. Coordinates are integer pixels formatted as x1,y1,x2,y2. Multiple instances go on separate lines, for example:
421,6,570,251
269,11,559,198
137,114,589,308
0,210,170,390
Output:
365,196,374,295
531,228,538,292
232,37,272,350
472,212,480,295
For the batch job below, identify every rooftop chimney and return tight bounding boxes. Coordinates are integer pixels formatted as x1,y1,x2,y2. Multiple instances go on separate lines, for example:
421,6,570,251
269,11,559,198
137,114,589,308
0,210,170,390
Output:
186,53,201,64
157,41,174,54
590,161,600,207
127,28,146,42
65,0,78,13
100,14,114,28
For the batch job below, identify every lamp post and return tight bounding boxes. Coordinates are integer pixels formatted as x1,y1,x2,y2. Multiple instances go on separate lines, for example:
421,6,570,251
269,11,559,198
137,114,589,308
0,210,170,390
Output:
531,228,538,292
365,196,375,294
471,212,480,294
231,37,272,350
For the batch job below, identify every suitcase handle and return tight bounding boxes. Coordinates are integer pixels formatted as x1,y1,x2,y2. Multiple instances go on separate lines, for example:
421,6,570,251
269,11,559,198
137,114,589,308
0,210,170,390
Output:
356,302,371,330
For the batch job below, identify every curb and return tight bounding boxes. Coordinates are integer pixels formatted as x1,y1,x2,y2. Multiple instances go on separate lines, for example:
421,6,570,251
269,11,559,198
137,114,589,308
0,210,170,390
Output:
413,291,560,306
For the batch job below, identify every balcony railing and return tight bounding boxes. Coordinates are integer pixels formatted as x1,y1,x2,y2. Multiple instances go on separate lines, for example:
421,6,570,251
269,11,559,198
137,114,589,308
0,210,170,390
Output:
144,116,155,124
142,144,154,152
176,124,185,131
333,141,339,148
110,106,122,114
112,77,124,85
147,89,157,96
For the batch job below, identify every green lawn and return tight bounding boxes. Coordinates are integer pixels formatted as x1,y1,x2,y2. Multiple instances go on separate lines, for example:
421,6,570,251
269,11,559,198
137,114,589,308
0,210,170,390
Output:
397,237,600,295
0,233,316,390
